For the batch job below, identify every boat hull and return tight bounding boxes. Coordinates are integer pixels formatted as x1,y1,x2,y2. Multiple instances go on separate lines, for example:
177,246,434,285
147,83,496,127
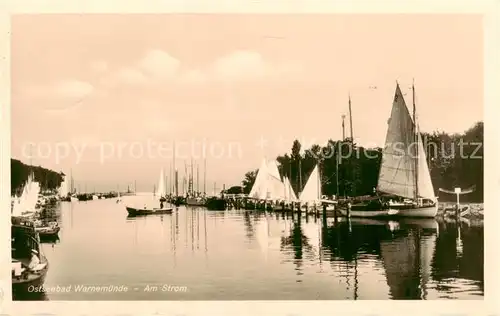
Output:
36,226,60,239
338,203,438,218
125,206,173,216
338,208,399,218
12,261,49,299
205,198,226,210
186,198,206,206
392,204,438,218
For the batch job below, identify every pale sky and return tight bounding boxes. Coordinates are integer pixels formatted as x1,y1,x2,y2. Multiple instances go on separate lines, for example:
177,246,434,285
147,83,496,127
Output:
11,14,483,192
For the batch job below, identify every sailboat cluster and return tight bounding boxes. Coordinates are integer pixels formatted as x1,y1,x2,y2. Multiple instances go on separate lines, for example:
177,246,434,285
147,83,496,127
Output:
240,82,439,218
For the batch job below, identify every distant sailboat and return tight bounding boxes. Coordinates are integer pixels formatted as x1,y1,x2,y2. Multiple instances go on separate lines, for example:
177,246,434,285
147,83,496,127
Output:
12,172,41,218
58,176,69,198
248,158,270,200
248,158,285,202
283,176,297,202
299,164,322,211
156,168,167,201
341,82,438,218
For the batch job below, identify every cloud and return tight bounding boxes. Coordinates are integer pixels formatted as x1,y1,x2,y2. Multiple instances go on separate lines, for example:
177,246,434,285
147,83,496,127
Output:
209,50,302,82
97,49,302,88
137,49,181,80
53,80,95,98
23,79,95,100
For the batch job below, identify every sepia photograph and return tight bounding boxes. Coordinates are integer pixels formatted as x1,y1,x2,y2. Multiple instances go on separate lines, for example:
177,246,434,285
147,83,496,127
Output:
9,13,484,302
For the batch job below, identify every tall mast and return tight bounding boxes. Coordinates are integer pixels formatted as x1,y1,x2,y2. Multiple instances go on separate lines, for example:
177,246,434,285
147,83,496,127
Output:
413,79,419,201
175,169,178,196
348,95,355,197
298,159,302,194
196,162,200,194
348,94,354,142
203,158,207,195
341,115,346,141
190,158,194,195
173,140,176,195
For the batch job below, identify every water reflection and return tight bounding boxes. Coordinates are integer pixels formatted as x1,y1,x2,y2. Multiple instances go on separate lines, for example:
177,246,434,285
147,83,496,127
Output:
23,198,484,300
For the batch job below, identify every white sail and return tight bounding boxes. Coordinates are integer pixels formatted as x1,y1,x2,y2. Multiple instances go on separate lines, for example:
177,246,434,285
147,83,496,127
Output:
249,158,287,201
267,160,282,181
417,130,436,201
12,173,40,216
265,173,285,201
283,176,297,201
265,160,285,200
377,84,417,199
249,158,269,200
58,176,69,197
157,168,166,197
299,164,321,203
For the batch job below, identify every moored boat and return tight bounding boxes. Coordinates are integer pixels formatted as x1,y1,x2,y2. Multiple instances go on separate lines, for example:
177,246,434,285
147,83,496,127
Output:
34,220,61,239
205,196,226,210
11,218,49,298
126,206,173,216
186,196,206,206
339,82,438,218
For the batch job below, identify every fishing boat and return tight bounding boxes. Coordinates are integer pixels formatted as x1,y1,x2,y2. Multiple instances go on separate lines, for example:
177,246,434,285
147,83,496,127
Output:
125,205,173,216
339,82,438,218
34,220,60,240
11,217,49,296
125,169,173,216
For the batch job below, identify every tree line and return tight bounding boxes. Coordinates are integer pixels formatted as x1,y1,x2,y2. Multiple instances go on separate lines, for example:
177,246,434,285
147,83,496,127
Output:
11,159,65,196
241,121,484,203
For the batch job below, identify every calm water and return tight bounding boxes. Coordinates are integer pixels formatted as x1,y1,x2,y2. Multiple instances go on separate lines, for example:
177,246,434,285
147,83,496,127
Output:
18,196,484,300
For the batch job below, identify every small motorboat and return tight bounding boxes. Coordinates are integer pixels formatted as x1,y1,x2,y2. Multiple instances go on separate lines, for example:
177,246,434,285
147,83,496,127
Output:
34,221,60,240
125,205,173,216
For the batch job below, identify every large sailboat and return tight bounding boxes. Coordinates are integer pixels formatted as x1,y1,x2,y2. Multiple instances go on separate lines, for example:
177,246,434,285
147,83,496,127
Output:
340,82,438,218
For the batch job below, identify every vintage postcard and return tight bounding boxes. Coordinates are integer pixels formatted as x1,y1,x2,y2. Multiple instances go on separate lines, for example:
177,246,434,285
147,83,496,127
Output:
1,0,498,315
